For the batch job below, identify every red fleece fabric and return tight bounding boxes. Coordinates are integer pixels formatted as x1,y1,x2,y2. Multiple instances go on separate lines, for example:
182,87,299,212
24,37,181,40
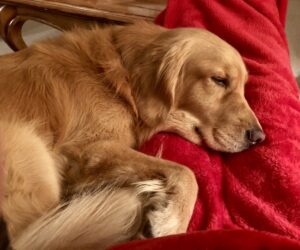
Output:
113,0,300,249
111,230,300,250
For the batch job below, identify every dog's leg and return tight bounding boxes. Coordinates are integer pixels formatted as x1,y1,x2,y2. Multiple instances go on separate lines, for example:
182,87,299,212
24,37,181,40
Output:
0,122,60,241
63,141,198,238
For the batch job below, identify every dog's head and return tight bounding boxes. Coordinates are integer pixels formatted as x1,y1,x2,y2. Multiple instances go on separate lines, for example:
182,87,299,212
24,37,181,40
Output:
117,23,265,152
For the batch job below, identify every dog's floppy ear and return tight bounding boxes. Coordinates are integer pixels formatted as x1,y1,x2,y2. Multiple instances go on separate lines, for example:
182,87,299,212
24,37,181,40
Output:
133,38,193,127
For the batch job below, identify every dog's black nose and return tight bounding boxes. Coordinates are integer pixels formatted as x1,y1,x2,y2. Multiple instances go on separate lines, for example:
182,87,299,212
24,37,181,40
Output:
246,128,265,146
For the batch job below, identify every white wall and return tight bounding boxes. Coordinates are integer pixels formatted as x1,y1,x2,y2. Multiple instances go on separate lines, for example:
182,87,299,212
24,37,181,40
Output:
286,0,300,85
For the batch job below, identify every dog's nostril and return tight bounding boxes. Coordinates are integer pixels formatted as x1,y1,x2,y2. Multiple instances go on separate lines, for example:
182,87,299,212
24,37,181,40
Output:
246,128,265,146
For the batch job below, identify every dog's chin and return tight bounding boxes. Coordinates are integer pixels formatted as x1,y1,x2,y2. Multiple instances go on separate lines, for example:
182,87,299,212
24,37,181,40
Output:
197,128,249,153
169,127,248,153
205,139,249,153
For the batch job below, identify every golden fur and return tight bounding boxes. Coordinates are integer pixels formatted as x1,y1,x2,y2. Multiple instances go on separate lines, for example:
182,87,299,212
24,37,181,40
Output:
0,22,264,249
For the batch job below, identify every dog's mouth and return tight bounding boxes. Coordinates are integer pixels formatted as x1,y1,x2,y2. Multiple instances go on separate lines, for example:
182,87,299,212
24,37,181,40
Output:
194,126,249,153
213,129,249,152
194,126,202,138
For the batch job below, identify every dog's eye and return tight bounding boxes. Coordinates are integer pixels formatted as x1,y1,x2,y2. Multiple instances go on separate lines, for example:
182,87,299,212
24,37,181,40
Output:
211,76,228,87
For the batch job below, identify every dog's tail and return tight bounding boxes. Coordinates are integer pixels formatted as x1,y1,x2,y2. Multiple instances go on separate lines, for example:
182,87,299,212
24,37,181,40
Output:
13,187,142,250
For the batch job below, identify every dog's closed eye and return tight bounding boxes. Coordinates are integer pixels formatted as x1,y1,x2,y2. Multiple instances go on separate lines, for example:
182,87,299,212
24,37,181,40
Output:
211,76,229,88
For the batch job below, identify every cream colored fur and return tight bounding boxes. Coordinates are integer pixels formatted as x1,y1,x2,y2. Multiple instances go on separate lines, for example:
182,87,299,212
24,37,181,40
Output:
0,121,60,240
14,187,142,250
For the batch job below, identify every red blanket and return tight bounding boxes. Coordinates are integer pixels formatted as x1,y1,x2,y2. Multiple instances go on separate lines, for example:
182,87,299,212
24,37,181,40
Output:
112,0,300,249
112,230,300,250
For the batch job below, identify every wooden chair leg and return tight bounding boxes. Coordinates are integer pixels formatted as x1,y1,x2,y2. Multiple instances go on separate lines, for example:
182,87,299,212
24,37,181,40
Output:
0,5,26,51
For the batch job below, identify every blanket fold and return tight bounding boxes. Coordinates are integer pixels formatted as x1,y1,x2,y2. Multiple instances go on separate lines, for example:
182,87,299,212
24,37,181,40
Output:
112,230,300,250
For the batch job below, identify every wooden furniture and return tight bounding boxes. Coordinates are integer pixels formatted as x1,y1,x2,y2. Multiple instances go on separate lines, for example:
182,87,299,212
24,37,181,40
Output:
0,0,166,51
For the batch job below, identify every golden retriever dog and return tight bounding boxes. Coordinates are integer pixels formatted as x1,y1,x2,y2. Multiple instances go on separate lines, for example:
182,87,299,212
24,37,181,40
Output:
0,22,265,249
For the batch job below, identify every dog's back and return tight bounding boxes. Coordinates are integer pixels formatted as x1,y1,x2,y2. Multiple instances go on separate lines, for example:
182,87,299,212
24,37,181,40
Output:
0,30,136,148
